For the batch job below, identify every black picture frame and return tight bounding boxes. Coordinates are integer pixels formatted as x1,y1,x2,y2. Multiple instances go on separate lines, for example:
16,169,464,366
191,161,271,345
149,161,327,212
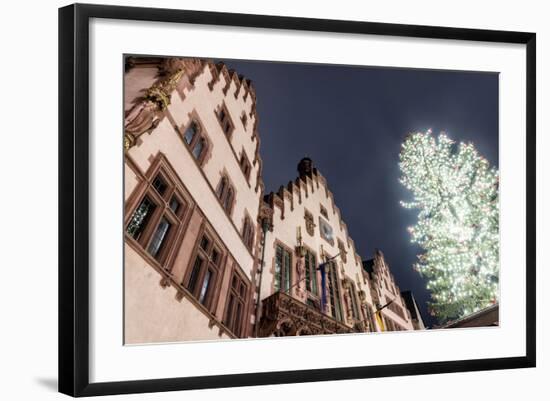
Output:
58,3,536,397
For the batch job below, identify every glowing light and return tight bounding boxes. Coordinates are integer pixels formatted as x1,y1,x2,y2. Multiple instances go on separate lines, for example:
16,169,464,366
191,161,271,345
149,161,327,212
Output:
399,131,499,323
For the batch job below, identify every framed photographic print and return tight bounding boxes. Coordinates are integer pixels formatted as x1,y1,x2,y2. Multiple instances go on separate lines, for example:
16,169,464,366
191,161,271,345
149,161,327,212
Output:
58,3,536,397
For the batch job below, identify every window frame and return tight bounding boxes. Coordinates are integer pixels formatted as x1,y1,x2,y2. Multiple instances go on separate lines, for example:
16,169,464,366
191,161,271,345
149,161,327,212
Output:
223,266,251,338
216,102,235,138
216,173,236,216
241,212,255,251
273,242,293,293
124,158,192,269
326,260,344,321
239,149,252,182
183,226,226,312
180,117,210,165
303,247,319,297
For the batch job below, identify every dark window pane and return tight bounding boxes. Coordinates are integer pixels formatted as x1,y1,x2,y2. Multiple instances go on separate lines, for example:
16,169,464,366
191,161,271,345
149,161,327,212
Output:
224,188,233,211
198,269,212,304
147,217,171,258
305,252,311,292
200,236,210,251
242,219,249,237
232,275,238,289
217,177,227,199
187,256,203,293
351,290,359,319
311,254,318,296
225,294,235,327
184,122,197,144
126,196,156,240
274,246,283,292
169,197,180,214
328,262,343,321
152,176,167,196
219,109,226,121
211,248,219,265
239,283,245,297
283,250,291,292
234,302,242,335
192,138,205,159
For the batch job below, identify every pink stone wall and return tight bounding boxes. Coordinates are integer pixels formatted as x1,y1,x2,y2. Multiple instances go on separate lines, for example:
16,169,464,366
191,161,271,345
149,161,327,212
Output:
124,59,262,342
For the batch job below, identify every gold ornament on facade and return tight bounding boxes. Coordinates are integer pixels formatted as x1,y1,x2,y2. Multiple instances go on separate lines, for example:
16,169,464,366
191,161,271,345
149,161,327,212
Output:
123,67,185,151
144,68,184,110
123,134,133,151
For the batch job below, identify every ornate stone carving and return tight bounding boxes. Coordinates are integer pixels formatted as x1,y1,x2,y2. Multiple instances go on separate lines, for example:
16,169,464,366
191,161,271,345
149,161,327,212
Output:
337,239,348,263
304,210,315,236
124,67,184,151
294,256,306,301
258,291,359,337
257,202,274,232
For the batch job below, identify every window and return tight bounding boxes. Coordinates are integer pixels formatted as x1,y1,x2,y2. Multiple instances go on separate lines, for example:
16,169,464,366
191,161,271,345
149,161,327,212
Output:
181,119,208,163
274,244,292,293
304,249,318,296
320,204,328,219
240,111,248,129
327,261,343,321
185,232,223,310
184,121,198,145
192,138,205,159
217,104,234,137
348,282,361,321
242,215,255,251
216,174,235,215
239,151,252,181
366,306,376,332
224,187,234,211
126,167,189,266
126,196,157,241
146,217,172,258
224,270,249,337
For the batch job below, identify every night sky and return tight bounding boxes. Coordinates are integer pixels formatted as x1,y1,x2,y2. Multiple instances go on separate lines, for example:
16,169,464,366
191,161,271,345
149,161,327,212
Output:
220,59,499,328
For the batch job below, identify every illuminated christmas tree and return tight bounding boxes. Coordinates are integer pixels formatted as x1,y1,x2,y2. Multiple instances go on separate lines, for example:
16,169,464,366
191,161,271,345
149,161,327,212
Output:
399,131,499,322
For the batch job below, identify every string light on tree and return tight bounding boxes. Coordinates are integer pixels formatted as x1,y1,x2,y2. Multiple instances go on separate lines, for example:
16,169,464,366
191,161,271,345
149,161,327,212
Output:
399,130,499,323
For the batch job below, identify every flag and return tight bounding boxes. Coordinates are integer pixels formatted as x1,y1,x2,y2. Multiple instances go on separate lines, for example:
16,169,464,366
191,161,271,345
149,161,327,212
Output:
374,298,395,332
318,262,327,313
375,310,385,331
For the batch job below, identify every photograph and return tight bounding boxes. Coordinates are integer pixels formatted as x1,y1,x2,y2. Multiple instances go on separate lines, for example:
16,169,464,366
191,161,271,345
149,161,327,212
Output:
123,55,500,344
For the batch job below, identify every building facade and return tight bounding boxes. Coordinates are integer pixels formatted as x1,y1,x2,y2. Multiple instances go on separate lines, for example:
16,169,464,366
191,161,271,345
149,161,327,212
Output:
123,56,424,344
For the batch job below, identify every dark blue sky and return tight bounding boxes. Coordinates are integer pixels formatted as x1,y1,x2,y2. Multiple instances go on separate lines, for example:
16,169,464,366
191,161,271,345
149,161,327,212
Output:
221,59,499,328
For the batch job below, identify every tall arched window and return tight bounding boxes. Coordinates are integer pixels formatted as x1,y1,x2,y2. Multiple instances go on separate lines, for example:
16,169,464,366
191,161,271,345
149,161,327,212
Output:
223,187,233,212
304,249,318,296
181,119,208,164
192,138,205,159
216,177,227,199
185,231,224,311
184,121,197,144
274,243,292,292
242,215,255,251
327,261,343,321
216,174,235,216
